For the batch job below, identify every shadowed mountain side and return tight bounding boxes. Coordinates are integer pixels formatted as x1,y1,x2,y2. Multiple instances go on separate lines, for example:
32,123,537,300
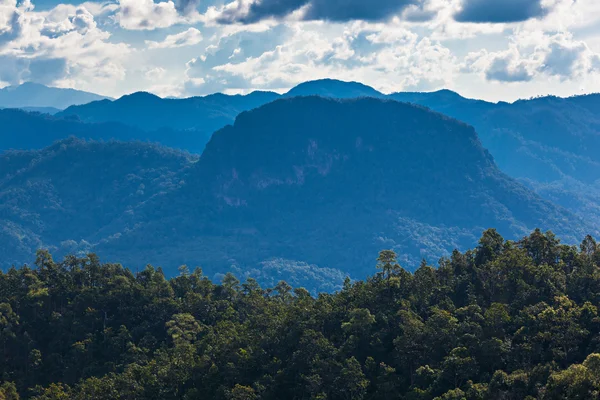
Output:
93,97,590,280
0,109,210,153
390,90,600,225
52,80,600,227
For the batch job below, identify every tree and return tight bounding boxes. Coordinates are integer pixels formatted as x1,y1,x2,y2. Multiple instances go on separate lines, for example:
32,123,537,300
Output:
377,250,401,280
0,382,19,400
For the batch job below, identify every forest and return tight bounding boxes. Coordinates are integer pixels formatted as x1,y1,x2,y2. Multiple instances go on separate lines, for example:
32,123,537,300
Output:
2,228,600,399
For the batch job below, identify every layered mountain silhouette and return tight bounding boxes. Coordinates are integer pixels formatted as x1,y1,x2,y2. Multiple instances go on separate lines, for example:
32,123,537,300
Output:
388,90,600,226
47,79,600,227
2,97,588,293
0,82,111,110
55,79,384,135
57,90,280,133
0,109,208,152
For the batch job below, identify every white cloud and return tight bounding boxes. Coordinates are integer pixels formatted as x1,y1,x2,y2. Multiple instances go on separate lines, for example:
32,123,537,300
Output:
463,30,600,84
181,20,457,95
145,27,202,48
115,0,201,30
0,1,130,93
145,66,166,79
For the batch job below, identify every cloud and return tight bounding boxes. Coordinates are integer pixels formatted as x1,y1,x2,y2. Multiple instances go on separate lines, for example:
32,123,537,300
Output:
454,0,549,23
174,0,199,15
27,58,69,84
0,2,130,92
0,55,27,84
116,0,182,29
542,39,588,78
463,31,600,83
464,49,534,82
216,0,427,24
145,27,202,48
486,56,533,82
115,0,201,30
182,21,456,96
0,0,26,47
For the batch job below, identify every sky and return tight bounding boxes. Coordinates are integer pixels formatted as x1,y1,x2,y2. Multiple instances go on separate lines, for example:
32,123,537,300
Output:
0,0,599,101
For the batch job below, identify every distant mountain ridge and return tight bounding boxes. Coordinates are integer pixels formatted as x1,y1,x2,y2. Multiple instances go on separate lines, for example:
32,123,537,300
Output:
284,78,386,99
57,90,281,133
0,82,111,109
2,97,589,294
5,78,600,229
0,109,209,153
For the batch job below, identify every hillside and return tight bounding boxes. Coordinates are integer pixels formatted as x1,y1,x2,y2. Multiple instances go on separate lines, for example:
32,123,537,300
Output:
389,91,600,225
0,82,110,109
94,97,590,281
0,109,210,153
0,139,197,268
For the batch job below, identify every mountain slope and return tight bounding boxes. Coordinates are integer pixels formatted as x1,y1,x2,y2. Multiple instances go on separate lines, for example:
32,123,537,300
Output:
0,82,110,109
0,109,209,152
0,138,197,268
389,90,600,225
94,97,590,280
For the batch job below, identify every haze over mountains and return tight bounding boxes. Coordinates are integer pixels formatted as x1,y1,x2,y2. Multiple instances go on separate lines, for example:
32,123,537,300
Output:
1,96,593,292
0,82,111,110
1,78,600,290
0,109,210,153
7,79,600,226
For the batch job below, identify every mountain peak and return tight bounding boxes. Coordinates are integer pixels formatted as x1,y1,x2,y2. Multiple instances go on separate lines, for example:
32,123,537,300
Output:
0,82,111,109
285,79,385,99
118,91,162,101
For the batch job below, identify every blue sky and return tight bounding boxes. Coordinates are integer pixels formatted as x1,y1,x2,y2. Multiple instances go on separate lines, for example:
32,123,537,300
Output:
0,0,599,101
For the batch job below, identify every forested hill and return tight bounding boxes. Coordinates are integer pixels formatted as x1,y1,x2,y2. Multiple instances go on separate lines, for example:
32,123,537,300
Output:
388,90,600,226
0,138,197,268
96,97,591,281
2,229,600,399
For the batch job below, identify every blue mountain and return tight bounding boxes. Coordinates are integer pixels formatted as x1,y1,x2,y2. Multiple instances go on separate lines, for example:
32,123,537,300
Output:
0,82,111,109
2,96,595,292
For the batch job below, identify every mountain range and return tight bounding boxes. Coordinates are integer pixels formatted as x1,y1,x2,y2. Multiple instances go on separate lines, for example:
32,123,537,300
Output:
0,108,213,153
11,79,596,227
0,82,111,110
1,97,591,292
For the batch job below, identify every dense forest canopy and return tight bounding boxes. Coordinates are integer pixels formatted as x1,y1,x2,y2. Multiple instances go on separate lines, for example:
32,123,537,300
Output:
2,229,600,399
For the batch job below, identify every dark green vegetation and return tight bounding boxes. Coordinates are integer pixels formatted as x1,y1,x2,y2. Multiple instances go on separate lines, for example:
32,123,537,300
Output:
0,82,110,110
3,229,600,399
1,97,593,293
